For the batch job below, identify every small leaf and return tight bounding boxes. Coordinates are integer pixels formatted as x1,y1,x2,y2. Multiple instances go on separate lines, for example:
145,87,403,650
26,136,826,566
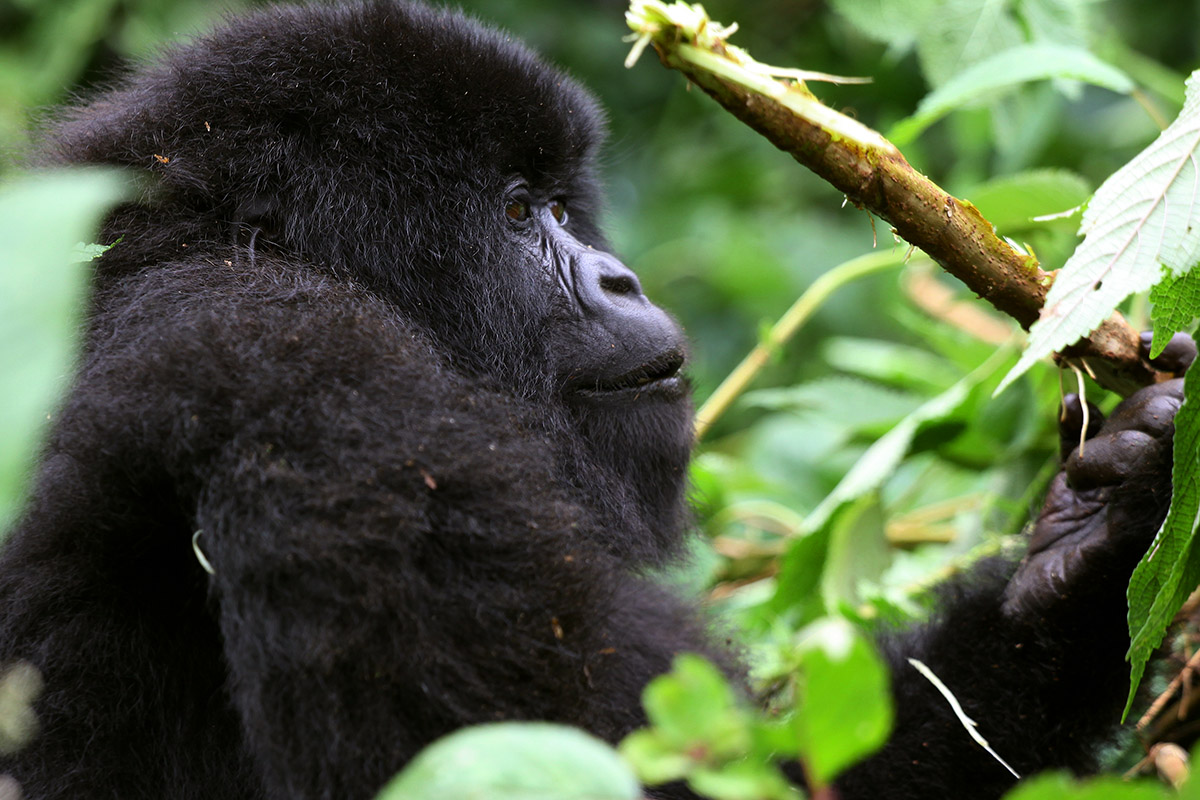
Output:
793,619,893,785
641,655,748,757
742,377,922,434
689,760,801,800
820,337,960,392
820,496,892,613
999,69,1200,394
377,723,640,800
1124,355,1200,714
890,43,1133,144
620,656,787,800
618,729,691,785
769,521,834,627
1150,268,1200,355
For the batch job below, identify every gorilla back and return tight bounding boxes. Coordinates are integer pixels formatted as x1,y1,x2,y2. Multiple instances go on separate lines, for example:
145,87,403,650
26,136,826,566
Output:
1,3,710,798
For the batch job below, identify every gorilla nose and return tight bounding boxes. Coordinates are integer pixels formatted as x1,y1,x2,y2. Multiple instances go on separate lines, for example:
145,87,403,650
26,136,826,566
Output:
567,249,687,394
577,251,646,312
574,252,680,345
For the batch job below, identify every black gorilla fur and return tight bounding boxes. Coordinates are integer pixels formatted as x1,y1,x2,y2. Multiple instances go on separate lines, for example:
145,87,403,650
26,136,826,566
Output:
0,2,1184,799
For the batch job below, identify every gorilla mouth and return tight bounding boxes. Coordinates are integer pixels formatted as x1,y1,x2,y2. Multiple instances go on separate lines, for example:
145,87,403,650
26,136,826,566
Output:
579,350,686,398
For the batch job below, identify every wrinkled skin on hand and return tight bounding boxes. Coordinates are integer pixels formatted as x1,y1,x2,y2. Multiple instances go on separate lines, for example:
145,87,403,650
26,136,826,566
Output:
1002,333,1194,619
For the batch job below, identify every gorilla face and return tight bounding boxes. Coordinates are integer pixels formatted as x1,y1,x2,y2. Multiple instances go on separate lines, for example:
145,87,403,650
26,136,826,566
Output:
59,1,689,416
500,187,687,400
51,1,696,539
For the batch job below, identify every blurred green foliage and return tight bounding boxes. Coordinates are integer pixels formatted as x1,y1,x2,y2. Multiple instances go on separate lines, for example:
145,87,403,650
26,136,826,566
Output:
0,169,126,528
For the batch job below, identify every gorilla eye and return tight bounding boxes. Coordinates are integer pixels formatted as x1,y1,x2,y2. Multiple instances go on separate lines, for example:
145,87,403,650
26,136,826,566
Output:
549,200,568,225
505,199,530,223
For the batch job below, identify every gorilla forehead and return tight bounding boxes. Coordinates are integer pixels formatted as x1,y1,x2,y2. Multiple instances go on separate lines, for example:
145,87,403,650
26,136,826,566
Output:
53,1,605,191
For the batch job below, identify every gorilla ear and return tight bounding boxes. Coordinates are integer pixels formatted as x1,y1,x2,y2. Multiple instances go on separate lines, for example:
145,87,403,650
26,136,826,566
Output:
235,195,278,227
233,195,280,255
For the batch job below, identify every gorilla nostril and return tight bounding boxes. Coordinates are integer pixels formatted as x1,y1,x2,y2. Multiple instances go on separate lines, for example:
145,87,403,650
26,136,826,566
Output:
599,275,638,296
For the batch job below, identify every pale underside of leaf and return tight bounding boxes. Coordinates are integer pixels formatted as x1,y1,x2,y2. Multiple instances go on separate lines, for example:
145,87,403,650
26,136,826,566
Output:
998,69,1200,394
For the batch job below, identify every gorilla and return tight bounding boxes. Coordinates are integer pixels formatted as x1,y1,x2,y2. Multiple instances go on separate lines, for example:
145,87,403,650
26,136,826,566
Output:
0,2,1187,798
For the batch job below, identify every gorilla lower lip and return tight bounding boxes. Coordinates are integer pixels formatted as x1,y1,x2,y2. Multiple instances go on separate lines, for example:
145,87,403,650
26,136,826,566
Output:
580,375,686,400
581,351,686,397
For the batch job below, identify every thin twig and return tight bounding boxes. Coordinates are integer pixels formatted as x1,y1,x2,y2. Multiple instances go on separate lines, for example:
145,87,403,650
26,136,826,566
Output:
1137,646,1200,731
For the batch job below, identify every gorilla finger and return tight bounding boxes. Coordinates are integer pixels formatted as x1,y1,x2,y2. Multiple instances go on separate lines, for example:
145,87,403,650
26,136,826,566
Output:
1141,331,1197,375
1058,394,1105,460
1064,428,1161,489
1098,378,1184,437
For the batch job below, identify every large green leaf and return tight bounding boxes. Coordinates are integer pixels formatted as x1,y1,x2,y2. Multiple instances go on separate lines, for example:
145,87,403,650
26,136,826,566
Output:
999,69,1200,394
377,723,640,800
890,43,1132,145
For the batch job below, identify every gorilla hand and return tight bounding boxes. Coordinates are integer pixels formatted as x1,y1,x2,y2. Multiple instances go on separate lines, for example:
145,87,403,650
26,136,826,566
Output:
1002,334,1194,619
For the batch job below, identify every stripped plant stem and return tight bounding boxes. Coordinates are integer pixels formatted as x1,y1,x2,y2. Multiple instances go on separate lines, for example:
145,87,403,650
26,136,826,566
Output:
626,0,1155,396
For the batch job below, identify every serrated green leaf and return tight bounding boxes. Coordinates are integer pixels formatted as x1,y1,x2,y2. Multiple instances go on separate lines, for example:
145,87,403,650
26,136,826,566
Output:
1017,0,1089,50
890,43,1132,145
968,169,1091,232
828,0,939,52
1125,358,1200,714
793,619,892,785
914,0,1024,88
377,723,640,800
999,69,1200,394
1150,268,1200,354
